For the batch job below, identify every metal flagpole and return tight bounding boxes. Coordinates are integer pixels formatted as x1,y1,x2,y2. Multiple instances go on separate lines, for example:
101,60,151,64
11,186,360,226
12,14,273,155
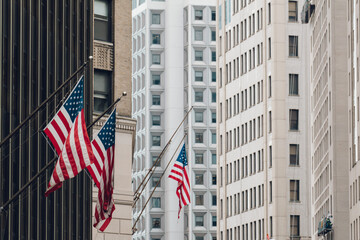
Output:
0,61,88,148
133,106,193,206
0,95,126,214
132,133,187,234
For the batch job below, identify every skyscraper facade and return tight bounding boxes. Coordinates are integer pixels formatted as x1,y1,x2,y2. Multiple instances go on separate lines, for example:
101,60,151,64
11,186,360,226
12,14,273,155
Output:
0,0,93,239
131,0,217,239
217,0,311,239
307,0,349,239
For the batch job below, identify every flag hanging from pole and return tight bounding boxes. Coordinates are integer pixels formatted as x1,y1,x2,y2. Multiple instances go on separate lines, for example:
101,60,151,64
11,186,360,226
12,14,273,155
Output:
44,76,95,196
168,144,190,218
92,109,116,231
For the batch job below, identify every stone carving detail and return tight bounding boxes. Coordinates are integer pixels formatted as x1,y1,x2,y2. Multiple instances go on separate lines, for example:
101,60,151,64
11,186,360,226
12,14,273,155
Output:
93,41,114,71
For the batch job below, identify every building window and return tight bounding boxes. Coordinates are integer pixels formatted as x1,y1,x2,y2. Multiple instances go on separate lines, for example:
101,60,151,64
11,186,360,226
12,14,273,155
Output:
289,1,298,22
152,95,161,105
152,177,161,187
195,111,204,123
211,31,216,41
195,195,204,205
212,92,216,102
195,153,204,164
211,51,216,62
212,195,217,205
195,215,204,226
152,217,161,228
212,112,216,123
268,38,271,59
212,133,217,144
290,144,299,166
212,216,217,226
94,70,112,113
152,135,161,146
152,33,161,44
195,29,203,41
211,10,216,21
289,74,299,95
289,36,298,57
152,54,161,64
195,10,203,20
212,153,217,164
195,173,204,185
290,215,300,238
195,50,203,61
152,197,161,208
152,156,160,166
152,13,160,24
195,71,203,82
212,174,217,185
289,109,299,130
152,74,161,85
94,0,111,42
195,91,203,102
212,71,216,82
195,132,203,143
152,115,161,126
290,180,300,202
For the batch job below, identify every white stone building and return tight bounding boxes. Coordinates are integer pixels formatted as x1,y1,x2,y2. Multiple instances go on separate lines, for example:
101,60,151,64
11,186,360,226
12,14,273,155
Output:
216,0,311,239
131,0,217,239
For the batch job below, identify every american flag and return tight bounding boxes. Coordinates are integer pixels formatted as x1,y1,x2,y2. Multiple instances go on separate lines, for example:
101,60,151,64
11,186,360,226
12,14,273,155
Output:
92,109,116,231
44,76,95,196
168,144,190,218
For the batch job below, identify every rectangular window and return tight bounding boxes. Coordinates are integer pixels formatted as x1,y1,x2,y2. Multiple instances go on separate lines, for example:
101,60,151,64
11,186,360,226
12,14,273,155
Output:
152,197,161,208
289,109,299,130
290,144,299,166
195,10,203,20
212,51,217,62
290,180,300,202
212,174,217,185
268,3,271,24
195,111,204,123
269,111,272,132
268,38,271,59
152,95,161,105
94,0,111,41
152,177,161,187
195,29,203,41
212,133,217,144
195,174,204,184
152,33,161,44
152,136,161,146
152,115,161,126
152,74,161,85
289,36,298,57
211,31,216,41
195,153,204,164
212,112,216,123
195,71,203,82
269,181,272,203
211,10,216,21
195,91,203,102
152,156,160,167
290,215,300,237
289,74,299,95
152,217,161,228
212,195,217,205
94,69,112,112
195,195,204,205
212,216,217,226
212,92,216,102
152,13,160,24
152,54,161,64
212,153,217,164
268,76,272,98
212,71,216,82
195,50,203,61
195,132,204,143
195,215,204,226
288,1,298,22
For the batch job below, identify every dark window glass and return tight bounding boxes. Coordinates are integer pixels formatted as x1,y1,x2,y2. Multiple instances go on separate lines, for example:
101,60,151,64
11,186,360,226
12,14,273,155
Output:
289,74,299,95
152,136,161,146
152,95,161,105
289,109,299,130
195,91,203,102
195,174,204,184
195,153,204,164
152,33,161,44
211,10,216,21
152,13,160,24
211,31,216,41
212,71,216,82
94,0,111,41
289,1,298,22
290,180,300,202
290,215,300,237
94,70,112,112
152,197,161,208
195,71,203,82
195,10,203,20
195,50,203,61
195,132,203,143
212,51,216,61
152,115,161,126
195,216,204,226
152,218,161,228
290,144,300,166
289,36,298,57
152,74,161,85
195,195,204,205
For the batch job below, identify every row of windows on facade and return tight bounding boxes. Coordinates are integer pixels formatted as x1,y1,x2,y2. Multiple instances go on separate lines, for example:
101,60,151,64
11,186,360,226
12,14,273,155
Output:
349,175,360,209
151,90,216,107
151,171,216,189
150,214,217,231
150,111,216,128
151,131,216,147
151,193,217,211
220,215,300,240
151,152,217,169
148,71,216,87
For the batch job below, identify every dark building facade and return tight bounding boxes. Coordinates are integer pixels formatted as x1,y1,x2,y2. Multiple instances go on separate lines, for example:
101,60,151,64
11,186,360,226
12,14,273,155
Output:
0,0,94,239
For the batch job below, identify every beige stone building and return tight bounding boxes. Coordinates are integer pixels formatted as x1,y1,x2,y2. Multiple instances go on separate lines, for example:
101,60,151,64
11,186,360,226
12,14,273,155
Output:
92,0,136,239
307,0,349,239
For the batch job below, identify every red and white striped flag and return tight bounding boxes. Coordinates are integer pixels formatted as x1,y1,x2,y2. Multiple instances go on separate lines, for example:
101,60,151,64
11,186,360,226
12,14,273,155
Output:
92,110,116,231
44,76,95,196
168,144,190,218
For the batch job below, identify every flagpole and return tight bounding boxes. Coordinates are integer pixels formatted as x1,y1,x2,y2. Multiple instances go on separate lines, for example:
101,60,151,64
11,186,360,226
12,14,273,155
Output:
0,96,126,214
133,106,193,205
132,133,187,234
0,61,88,149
